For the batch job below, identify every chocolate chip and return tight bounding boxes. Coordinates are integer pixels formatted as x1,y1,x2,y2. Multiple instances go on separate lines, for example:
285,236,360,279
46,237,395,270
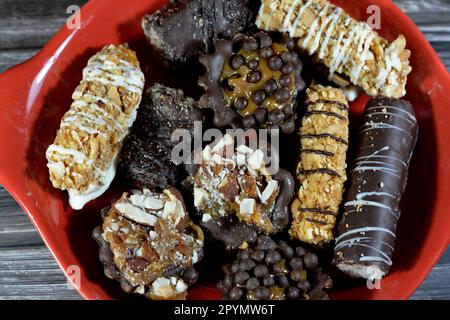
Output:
231,260,240,273
247,70,261,83
264,79,278,94
257,235,277,251
289,257,304,270
280,245,294,259
303,253,318,269
268,109,285,124
268,56,283,70
274,88,291,103
281,120,296,134
234,270,250,285
256,32,273,48
279,74,292,87
229,286,244,300
231,54,245,69
283,105,294,116
291,53,300,66
284,38,296,50
260,46,273,59
248,59,259,70
275,274,290,288
242,115,256,128
290,270,304,282
252,90,266,104
288,286,301,300
254,264,269,278
243,38,259,52
281,63,294,74
251,250,265,262
183,268,199,284
263,276,275,287
265,250,281,264
295,247,306,257
297,280,311,292
254,107,268,123
246,277,260,291
255,286,271,300
280,51,293,64
239,249,251,260
223,274,234,289
234,97,248,111
240,258,256,271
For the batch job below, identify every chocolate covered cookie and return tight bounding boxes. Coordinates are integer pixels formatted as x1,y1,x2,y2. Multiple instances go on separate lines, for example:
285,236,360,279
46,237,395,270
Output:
198,32,306,132
118,84,202,190
333,97,418,280
142,0,259,65
193,133,295,249
93,188,204,299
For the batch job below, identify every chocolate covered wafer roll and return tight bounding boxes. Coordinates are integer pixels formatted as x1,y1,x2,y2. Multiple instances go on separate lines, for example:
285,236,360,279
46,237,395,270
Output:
333,97,418,280
290,85,349,246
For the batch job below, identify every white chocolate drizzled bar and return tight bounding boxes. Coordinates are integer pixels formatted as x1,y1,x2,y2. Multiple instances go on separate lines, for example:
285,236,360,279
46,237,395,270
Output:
46,44,145,210
290,85,349,245
256,0,411,98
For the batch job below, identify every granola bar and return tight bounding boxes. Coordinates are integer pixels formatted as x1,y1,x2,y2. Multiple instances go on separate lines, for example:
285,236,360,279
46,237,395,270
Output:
46,44,145,210
290,85,349,245
256,0,412,98
93,188,204,299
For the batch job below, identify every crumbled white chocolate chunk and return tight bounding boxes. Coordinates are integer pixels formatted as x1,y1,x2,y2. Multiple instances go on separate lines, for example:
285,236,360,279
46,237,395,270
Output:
152,277,174,298
260,180,279,204
194,187,209,207
202,214,212,222
240,198,256,215
175,279,188,293
247,150,264,170
114,202,157,226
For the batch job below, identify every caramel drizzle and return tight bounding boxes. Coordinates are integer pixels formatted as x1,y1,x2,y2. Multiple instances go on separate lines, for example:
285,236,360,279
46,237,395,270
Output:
300,133,348,145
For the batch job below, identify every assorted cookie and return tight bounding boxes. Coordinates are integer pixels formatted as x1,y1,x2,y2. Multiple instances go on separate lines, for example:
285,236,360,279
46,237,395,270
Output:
93,188,204,299
256,0,412,98
333,97,418,280
199,32,306,132
45,0,419,300
118,84,202,190
290,85,349,246
218,235,332,300
142,0,259,65
193,133,294,249
46,44,145,210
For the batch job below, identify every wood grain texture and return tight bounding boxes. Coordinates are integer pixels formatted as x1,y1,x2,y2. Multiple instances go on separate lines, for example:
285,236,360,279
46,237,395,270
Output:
0,0,449,300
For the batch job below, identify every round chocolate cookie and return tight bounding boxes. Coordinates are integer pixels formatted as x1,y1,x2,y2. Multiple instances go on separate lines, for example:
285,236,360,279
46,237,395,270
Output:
198,32,305,133
218,236,333,300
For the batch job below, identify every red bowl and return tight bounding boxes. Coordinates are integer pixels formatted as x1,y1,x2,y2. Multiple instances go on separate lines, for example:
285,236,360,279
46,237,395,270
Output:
0,0,449,300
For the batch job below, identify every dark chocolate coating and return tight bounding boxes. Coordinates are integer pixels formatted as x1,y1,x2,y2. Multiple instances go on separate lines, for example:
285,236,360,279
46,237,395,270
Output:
333,97,418,277
118,84,203,190
142,0,258,65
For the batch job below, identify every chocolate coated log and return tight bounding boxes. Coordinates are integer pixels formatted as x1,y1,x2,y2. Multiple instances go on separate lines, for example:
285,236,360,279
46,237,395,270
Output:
333,97,418,280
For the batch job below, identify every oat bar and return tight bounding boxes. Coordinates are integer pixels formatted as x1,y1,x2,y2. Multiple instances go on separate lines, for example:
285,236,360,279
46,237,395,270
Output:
333,97,418,280
256,0,412,98
290,85,349,245
93,188,204,299
46,44,145,210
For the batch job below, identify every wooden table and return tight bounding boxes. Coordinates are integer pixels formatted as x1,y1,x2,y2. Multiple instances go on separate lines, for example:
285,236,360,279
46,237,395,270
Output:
0,0,449,300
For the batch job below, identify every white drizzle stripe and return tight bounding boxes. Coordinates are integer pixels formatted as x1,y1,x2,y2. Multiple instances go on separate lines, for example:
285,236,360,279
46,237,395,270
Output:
300,4,330,54
345,243,393,265
352,166,401,178
335,227,396,243
335,237,395,252
365,111,416,125
290,0,314,37
319,8,343,59
360,122,408,134
359,256,392,265
283,0,302,32
366,105,416,121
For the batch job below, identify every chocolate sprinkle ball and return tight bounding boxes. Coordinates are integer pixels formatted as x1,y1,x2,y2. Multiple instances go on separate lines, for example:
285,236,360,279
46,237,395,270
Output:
218,235,333,300
198,32,305,133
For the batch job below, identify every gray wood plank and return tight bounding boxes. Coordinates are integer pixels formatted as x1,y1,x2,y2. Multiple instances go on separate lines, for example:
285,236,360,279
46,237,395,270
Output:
0,0,449,300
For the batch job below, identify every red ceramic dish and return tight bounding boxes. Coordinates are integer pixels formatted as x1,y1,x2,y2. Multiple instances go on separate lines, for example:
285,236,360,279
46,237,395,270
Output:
0,0,449,300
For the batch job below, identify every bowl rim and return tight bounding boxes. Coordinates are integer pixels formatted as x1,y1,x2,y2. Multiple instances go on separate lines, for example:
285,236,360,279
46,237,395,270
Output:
0,0,449,300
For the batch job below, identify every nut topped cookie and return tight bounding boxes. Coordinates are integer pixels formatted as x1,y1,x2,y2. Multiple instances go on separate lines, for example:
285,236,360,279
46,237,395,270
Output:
93,188,204,300
193,133,294,249
199,32,305,133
